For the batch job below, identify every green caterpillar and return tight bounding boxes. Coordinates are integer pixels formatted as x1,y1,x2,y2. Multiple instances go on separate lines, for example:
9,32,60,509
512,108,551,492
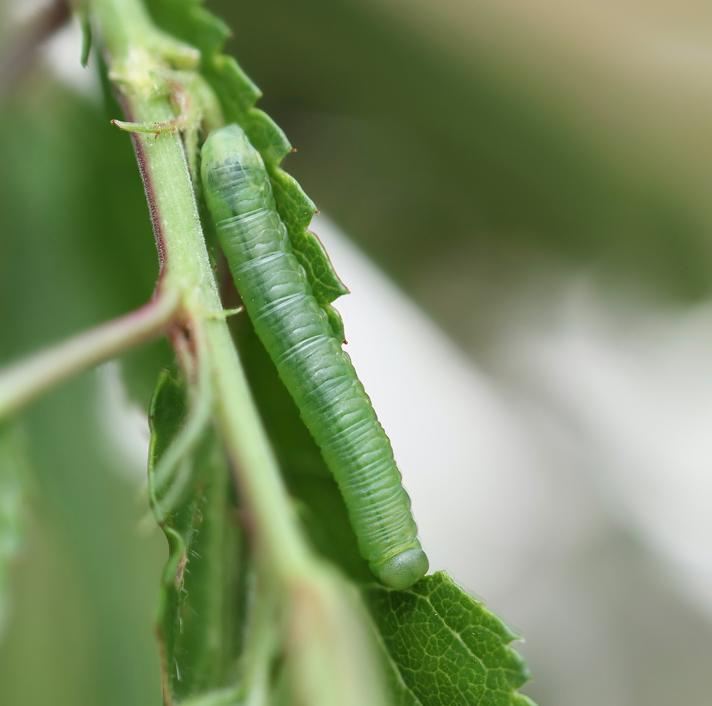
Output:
201,125,428,589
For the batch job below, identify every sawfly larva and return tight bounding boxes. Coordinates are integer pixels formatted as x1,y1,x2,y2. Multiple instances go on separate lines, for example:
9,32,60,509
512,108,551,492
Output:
201,125,428,589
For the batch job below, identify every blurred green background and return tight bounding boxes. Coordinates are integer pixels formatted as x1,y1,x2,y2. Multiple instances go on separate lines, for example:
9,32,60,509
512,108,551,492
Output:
2,1,712,704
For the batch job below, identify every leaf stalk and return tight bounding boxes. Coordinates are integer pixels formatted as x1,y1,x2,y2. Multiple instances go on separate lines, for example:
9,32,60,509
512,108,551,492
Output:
0,289,179,421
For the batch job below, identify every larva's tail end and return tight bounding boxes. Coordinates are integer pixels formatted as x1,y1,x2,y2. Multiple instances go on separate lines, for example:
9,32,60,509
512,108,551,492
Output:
373,548,429,590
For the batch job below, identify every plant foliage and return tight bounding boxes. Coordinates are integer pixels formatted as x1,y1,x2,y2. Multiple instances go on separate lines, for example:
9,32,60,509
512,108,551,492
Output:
139,2,537,704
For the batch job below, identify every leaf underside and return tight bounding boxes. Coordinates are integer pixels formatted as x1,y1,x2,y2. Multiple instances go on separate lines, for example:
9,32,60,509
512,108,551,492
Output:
148,370,244,704
366,573,536,706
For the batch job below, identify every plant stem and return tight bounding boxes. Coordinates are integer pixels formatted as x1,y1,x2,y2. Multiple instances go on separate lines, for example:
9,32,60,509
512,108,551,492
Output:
88,5,390,704
0,290,179,421
89,0,311,580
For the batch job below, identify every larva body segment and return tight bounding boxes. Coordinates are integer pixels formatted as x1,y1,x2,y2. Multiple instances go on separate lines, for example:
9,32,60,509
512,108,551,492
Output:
201,125,428,589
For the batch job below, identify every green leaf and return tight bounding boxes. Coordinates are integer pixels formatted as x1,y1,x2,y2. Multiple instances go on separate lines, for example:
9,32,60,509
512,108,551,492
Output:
0,425,27,639
145,0,349,335
148,369,244,703
365,572,536,706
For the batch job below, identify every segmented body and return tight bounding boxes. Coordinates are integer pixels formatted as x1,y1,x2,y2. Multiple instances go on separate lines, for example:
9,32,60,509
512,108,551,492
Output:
201,125,428,589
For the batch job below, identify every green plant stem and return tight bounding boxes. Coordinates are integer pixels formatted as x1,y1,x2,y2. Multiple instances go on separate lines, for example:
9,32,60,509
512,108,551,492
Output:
89,0,311,580
0,290,179,421
89,5,386,706
242,577,277,706
89,7,390,705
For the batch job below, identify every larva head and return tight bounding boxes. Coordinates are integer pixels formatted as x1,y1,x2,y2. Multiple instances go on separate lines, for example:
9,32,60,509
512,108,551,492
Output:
371,548,429,590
